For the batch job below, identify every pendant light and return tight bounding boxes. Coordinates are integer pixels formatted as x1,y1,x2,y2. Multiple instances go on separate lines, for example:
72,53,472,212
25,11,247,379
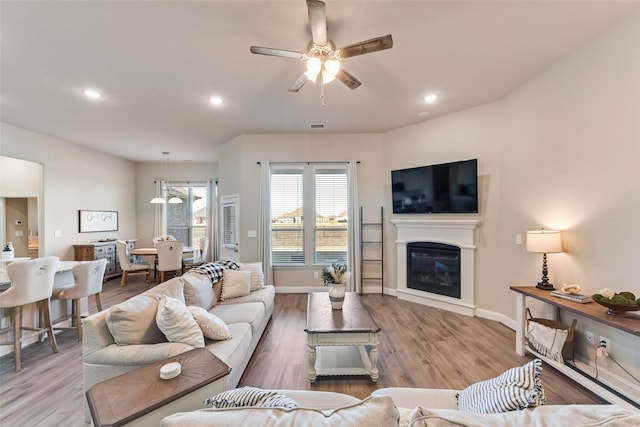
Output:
150,152,183,204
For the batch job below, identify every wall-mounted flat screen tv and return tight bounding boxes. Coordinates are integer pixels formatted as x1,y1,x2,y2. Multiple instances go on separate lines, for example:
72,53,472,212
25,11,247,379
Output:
391,159,478,214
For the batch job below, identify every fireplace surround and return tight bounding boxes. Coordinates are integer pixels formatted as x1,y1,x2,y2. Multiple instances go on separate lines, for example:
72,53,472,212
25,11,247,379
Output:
391,219,478,316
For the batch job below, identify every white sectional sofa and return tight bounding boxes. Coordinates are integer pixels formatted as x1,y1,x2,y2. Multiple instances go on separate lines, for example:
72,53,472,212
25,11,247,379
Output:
160,387,640,426
82,264,274,421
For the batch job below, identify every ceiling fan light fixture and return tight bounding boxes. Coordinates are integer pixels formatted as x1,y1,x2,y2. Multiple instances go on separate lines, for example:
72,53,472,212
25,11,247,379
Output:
322,70,336,84
325,58,340,77
306,57,322,75
304,70,318,83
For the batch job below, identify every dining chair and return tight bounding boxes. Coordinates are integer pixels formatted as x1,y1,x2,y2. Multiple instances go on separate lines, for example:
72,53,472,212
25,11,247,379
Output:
155,240,184,282
115,240,151,287
184,237,209,270
0,256,60,372
52,259,107,341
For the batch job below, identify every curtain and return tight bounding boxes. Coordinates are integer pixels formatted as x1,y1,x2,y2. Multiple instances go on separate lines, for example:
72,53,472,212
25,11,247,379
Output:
209,180,219,262
347,161,361,293
257,161,273,286
153,180,166,238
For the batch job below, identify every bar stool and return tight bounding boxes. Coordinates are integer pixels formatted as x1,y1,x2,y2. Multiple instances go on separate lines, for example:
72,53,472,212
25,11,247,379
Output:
52,259,107,341
0,256,60,372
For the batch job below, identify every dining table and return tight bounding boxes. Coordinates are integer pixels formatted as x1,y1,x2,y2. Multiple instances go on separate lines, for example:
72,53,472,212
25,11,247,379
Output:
130,245,201,279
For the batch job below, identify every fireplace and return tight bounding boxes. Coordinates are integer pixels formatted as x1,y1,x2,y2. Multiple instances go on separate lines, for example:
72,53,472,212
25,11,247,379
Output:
407,242,461,299
391,219,478,316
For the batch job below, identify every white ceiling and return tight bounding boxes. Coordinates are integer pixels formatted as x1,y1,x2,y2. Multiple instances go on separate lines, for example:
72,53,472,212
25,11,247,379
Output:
2,1,638,163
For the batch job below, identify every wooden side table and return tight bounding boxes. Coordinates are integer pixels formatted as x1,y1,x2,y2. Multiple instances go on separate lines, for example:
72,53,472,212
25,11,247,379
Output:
86,348,230,427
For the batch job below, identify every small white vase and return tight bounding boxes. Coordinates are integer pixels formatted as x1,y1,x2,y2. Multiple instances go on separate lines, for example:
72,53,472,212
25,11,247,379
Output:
328,284,346,310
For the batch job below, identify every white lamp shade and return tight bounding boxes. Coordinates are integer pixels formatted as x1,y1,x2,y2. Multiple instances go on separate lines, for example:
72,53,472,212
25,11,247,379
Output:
168,197,183,204
526,230,562,253
150,197,165,204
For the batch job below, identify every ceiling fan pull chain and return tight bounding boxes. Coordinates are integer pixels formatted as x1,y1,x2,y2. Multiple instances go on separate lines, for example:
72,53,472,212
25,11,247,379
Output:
320,71,326,107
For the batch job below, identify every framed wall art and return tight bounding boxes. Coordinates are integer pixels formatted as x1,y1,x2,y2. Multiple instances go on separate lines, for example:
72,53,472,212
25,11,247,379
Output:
79,210,119,233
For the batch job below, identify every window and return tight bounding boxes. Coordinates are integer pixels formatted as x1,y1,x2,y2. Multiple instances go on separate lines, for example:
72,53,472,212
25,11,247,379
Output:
221,195,239,248
165,183,207,247
270,164,348,265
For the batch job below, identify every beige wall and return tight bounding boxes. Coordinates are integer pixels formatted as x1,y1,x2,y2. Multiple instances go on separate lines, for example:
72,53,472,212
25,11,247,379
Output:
1,123,137,259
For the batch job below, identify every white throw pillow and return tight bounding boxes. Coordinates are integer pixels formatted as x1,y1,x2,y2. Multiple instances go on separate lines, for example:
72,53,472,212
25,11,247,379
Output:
188,305,232,340
221,269,251,300
239,262,265,291
156,295,204,348
456,359,545,414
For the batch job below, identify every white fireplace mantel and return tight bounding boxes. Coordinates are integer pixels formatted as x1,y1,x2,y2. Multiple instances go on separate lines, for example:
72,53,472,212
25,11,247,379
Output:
391,219,479,316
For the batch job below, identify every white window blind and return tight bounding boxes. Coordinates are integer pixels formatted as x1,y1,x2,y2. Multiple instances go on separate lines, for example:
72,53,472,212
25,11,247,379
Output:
269,164,349,266
314,167,348,264
270,168,304,264
222,203,237,247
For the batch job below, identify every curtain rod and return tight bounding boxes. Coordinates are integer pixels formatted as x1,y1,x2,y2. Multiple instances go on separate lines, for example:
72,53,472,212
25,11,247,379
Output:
256,161,360,165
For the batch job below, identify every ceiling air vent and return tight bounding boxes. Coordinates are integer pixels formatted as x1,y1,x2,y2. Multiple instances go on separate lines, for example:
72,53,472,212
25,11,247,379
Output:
309,123,325,130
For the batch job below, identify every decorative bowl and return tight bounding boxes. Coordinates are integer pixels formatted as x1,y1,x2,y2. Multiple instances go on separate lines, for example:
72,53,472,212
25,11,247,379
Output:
592,299,640,316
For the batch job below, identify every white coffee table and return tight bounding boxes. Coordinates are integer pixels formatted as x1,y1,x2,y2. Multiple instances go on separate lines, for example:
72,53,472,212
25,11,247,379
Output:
305,292,381,383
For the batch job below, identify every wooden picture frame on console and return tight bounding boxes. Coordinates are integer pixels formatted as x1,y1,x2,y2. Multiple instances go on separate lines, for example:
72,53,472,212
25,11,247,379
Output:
79,210,119,233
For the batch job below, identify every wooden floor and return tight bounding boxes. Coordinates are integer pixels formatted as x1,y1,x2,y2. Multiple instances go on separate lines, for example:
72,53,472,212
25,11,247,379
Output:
0,277,603,426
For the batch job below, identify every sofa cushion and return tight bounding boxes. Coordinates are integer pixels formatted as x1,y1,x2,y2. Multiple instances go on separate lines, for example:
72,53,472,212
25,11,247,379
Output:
217,285,275,311
188,305,232,340
210,302,265,336
221,269,251,300
156,295,204,348
106,294,166,345
204,387,299,409
160,395,399,427
182,272,217,310
145,277,185,304
239,262,265,290
456,359,545,414
205,323,252,370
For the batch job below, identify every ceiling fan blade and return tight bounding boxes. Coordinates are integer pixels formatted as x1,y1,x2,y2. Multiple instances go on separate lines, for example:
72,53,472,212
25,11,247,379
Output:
307,0,328,46
335,68,361,90
250,46,306,60
288,73,309,92
337,34,393,58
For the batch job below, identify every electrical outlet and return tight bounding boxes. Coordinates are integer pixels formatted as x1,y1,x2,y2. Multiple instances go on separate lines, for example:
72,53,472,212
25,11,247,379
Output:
599,336,611,352
314,271,319,279
585,331,594,345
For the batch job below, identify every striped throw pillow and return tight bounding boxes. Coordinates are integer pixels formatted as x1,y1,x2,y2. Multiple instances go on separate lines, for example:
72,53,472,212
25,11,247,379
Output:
204,387,299,409
456,359,545,413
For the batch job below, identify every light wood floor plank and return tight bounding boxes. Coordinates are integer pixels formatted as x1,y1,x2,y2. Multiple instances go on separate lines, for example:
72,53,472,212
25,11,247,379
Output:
0,279,603,426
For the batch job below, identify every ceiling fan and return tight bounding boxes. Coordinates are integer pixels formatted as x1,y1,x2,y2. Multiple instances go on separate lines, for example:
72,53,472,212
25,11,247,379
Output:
250,0,393,105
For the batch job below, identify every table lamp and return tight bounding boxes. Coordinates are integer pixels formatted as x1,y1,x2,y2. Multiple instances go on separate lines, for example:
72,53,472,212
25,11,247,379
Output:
526,229,562,290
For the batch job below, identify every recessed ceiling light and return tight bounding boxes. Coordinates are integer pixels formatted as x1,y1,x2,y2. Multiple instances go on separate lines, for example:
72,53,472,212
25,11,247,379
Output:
424,94,439,103
209,97,223,105
82,89,103,99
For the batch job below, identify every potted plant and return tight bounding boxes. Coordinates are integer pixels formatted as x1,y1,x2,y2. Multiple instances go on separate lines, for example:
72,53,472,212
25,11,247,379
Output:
321,263,351,310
